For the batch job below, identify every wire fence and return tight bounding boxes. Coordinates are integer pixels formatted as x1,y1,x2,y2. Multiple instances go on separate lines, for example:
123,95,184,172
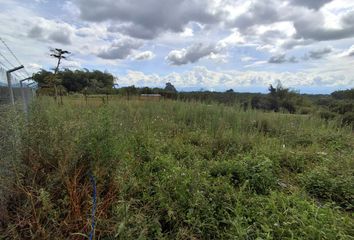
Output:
0,66,35,106
0,39,39,228
0,66,35,226
0,103,24,225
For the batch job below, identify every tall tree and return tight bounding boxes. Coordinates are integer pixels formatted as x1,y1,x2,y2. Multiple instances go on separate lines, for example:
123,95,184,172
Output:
50,48,71,103
51,48,71,74
164,82,177,93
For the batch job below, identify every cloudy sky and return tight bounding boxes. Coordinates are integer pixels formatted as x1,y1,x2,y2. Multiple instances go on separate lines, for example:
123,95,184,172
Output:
0,0,354,93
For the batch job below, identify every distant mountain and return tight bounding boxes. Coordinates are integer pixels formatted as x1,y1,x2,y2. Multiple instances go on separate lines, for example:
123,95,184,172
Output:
0,82,23,88
12,83,21,88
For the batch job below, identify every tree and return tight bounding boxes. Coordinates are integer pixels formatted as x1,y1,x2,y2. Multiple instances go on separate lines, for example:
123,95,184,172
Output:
268,84,279,111
331,88,354,100
121,85,138,100
32,70,53,87
251,95,261,109
164,82,177,93
33,69,114,93
50,48,71,103
268,84,277,97
264,82,301,113
50,48,71,74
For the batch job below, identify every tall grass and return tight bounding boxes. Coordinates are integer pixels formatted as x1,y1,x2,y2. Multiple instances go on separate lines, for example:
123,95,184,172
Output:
1,97,353,239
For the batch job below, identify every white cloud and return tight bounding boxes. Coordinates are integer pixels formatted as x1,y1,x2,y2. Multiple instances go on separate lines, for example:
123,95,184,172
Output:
97,38,143,60
76,0,223,39
217,30,245,48
133,51,155,60
241,56,256,62
61,60,82,69
208,52,228,63
289,0,333,10
180,27,194,37
306,47,333,59
117,65,354,90
166,43,219,65
1,0,354,92
341,45,354,57
27,18,75,45
26,63,42,71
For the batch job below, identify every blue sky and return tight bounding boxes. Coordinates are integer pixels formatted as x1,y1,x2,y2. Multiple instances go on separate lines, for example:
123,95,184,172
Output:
0,0,354,93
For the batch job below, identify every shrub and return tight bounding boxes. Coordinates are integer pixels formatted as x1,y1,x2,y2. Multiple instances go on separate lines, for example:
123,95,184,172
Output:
300,167,354,210
319,110,337,121
299,107,312,115
281,100,296,114
329,102,354,115
342,112,354,128
250,118,276,135
233,192,354,239
210,155,277,195
278,151,307,173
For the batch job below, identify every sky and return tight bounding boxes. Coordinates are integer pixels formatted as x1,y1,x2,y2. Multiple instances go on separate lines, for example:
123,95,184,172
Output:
0,0,354,93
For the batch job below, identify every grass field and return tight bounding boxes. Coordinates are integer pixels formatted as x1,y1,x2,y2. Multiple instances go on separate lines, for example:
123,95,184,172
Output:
1,97,353,239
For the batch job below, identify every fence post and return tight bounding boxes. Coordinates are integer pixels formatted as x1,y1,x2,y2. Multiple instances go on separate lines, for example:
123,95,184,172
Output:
6,72,15,105
20,78,31,114
6,65,24,105
27,82,37,100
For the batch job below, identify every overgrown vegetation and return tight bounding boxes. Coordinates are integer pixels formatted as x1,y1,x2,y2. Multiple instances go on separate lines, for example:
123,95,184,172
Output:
316,88,354,128
32,68,354,128
1,97,353,239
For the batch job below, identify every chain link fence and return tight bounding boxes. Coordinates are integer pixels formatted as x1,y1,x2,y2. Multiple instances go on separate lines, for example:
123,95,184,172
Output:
0,65,36,225
0,66,35,106
0,104,25,226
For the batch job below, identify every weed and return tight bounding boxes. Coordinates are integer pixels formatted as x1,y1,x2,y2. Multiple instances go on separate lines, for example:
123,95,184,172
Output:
1,98,353,239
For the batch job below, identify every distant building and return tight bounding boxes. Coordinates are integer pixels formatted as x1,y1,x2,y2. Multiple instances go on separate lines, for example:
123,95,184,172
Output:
139,94,162,101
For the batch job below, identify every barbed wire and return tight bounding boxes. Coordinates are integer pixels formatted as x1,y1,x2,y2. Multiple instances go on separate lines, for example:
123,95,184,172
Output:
0,56,22,82
0,60,9,69
0,51,16,69
0,38,22,66
0,37,31,78
0,52,28,80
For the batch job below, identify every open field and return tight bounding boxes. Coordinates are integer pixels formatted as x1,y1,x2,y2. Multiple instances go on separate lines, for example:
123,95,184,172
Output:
1,97,353,239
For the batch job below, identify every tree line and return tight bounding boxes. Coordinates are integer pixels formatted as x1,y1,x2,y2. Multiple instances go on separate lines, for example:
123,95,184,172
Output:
32,68,354,127
32,69,115,93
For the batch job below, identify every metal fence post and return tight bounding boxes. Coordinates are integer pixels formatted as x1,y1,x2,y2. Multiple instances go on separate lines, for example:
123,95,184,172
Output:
20,77,32,114
6,65,23,105
28,82,37,98
6,72,15,105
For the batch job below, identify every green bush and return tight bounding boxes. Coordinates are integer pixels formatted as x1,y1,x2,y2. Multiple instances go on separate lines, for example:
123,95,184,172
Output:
342,112,354,128
210,155,277,194
319,110,337,121
233,192,354,239
330,102,354,115
300,167,354,210
278,151,308,173
299,107,313,115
